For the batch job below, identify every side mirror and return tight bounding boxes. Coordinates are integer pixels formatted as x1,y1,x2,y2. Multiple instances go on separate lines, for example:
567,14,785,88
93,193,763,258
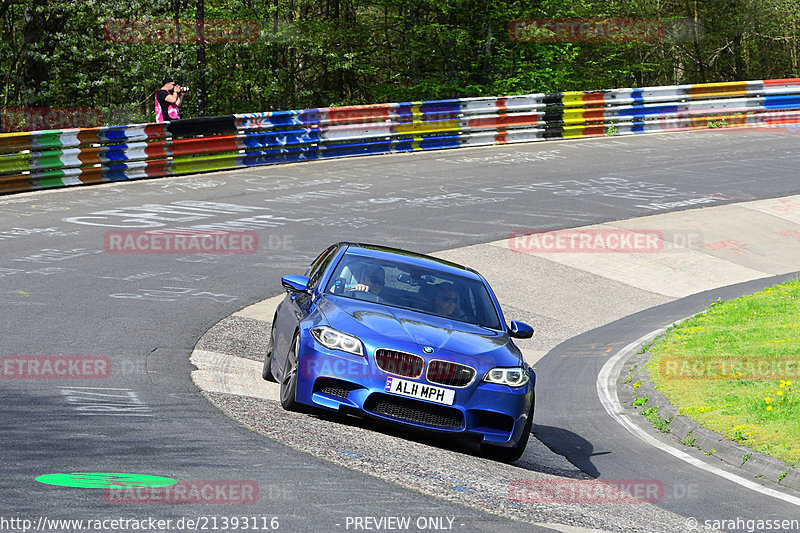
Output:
281,275,310,293
509,320,534,339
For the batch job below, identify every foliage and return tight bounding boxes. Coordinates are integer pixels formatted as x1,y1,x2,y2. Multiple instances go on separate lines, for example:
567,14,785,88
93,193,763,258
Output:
2,0,799,128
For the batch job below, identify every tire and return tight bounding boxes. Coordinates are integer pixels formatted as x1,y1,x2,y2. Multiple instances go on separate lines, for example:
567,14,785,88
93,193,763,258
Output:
481,392,535,463
261,321,277,382
279,334,301,411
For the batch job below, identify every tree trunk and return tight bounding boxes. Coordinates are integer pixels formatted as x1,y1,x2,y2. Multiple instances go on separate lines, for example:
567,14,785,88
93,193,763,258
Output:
196,0,206,116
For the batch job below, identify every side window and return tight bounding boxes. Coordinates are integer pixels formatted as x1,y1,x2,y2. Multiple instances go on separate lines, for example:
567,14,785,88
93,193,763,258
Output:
306,245,338,289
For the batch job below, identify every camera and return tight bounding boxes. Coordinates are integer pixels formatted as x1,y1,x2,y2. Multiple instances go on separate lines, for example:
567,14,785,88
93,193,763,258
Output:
177,85,189,92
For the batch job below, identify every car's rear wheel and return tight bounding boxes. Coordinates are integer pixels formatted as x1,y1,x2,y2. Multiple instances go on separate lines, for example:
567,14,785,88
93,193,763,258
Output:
279,334,301,411
261,321,277,382
481,393,534,462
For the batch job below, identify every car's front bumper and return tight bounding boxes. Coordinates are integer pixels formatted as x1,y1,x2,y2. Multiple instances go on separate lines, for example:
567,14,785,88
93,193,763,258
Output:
294,335,535,447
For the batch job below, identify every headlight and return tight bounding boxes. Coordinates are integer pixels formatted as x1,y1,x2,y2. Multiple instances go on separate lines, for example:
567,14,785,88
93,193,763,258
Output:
310,326,364,356
483,367,529,387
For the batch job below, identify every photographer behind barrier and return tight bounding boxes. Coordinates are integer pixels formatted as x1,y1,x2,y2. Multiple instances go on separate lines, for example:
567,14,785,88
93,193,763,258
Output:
155,77,187,122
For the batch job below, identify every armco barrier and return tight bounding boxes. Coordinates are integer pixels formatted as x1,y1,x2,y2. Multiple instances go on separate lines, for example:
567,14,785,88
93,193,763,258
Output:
2,79,800,194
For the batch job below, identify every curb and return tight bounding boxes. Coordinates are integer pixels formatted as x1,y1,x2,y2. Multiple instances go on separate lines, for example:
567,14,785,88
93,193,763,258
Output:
620,327,800,492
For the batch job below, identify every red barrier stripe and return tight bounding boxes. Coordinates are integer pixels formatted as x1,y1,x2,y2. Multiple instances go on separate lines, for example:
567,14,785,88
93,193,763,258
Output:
583,108,606,121
144,124,170,140
76,129,102,145
582,91,606,106
0,174,30,192
145,159,170,177
763,78,800,87
78,167,104,183
78,146,102,165
171,136,239,156
468,114,541,128
582,125,606,136
145,140,170,159
0,133,34,154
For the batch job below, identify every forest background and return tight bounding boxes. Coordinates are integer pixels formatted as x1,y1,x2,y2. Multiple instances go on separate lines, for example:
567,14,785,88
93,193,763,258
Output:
1,0,798,128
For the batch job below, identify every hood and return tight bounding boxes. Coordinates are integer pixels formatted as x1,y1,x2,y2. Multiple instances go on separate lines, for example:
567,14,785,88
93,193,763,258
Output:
319,296,522,367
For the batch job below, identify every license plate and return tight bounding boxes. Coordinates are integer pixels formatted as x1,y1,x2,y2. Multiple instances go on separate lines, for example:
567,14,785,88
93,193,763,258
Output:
384,376,455,406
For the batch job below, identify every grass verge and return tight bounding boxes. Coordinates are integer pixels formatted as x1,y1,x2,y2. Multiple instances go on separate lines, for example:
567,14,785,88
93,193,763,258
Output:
645,278,800,466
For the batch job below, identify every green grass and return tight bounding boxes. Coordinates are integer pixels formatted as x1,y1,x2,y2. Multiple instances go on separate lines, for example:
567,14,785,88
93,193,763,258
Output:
642,406,672,432
646,278,800,466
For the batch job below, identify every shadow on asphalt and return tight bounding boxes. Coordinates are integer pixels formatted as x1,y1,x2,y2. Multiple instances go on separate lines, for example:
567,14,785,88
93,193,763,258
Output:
533,424,607,478
305,407,591,477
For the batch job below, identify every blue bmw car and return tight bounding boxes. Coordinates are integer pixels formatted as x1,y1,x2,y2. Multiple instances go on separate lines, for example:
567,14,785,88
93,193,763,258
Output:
262,242,536,461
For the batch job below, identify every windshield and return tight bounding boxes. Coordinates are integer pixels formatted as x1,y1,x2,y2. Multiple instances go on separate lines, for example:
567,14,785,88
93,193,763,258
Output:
326,253,502,330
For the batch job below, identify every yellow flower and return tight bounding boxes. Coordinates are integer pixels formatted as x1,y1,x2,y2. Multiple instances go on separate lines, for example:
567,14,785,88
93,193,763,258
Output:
767,406,773,411
765,397,772,404
777,390,784,396
780,382,786,388
788,381,793,386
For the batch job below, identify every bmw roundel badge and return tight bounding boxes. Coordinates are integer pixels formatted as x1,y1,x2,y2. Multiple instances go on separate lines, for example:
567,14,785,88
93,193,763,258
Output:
422,346,434,354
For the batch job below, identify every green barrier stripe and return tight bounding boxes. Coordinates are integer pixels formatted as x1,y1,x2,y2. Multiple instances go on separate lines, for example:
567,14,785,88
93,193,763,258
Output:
30,176,68,189
26,168,66,181
170,152,241,174
30,131,68,151
0,152,32,174
32,151,71,170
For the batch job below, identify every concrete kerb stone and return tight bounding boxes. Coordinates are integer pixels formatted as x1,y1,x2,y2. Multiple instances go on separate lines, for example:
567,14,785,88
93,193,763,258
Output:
780,469,800,491
667,415,700,442
620,330,799,490
741,451,796,483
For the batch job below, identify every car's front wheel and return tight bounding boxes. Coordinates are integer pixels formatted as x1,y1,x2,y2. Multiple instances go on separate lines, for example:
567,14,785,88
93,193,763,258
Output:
261,321,278,382
481,393,534,463
279,334,301,411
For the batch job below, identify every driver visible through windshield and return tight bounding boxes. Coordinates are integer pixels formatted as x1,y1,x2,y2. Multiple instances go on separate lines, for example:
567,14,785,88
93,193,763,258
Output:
326,254,502,330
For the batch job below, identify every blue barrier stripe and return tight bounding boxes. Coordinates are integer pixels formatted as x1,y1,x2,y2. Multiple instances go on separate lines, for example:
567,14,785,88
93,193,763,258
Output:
244,152,322,166
392,135,461,151
103,144,136,161
104,127,134,141
242,110,310,127
617,104,680,118
241,129,324,148
317,138,394,154
763,95,800,109
319,142,392,158
104,171,137,181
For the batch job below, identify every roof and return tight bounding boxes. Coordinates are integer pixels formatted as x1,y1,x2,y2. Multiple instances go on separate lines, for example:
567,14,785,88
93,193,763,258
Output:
339,242,482,280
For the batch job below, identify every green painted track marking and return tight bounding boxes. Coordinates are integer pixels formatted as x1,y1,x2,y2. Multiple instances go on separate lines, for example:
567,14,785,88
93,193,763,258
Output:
35,472,177,489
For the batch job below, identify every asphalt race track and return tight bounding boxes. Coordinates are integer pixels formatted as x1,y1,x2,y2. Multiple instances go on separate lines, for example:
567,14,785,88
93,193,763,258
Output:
1,127,800,532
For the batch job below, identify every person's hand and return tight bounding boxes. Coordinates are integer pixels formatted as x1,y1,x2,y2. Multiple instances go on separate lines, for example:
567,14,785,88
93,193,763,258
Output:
351,283,371,292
